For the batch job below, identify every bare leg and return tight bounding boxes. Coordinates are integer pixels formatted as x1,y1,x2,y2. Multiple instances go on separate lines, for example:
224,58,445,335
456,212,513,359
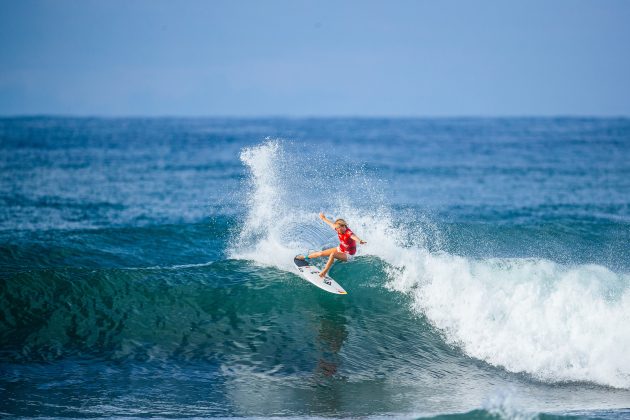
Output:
319,251,348,278
296,248,336,260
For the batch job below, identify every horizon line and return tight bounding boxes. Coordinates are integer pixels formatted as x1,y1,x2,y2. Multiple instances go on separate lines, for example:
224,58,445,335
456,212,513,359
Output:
2,113,630,120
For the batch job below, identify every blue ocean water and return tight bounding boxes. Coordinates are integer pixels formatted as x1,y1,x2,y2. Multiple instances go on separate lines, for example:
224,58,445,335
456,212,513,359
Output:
1,117,629,418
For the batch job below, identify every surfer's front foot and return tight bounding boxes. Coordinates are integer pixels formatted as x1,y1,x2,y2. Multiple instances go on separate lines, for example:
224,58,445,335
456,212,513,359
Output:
295,255,305,260
319,272,327,278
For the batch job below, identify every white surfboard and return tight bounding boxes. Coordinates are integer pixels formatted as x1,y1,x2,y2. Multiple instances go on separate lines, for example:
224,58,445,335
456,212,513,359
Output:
293,257,347,295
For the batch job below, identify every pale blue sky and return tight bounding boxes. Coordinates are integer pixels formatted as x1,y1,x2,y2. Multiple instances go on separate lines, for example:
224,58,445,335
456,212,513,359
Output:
1,0,629,116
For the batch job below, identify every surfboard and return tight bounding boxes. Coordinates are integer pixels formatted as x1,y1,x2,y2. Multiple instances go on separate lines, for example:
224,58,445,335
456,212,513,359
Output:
293,257,347,295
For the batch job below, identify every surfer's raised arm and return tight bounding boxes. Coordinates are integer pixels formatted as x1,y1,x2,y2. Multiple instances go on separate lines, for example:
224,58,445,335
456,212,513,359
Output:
319,213,366,244
319,213,336,228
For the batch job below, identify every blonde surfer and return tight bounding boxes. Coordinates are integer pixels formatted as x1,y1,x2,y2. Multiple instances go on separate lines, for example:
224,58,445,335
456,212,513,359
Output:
297,213,366,278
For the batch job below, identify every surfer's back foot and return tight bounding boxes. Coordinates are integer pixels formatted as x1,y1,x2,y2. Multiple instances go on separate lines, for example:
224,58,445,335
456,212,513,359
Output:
295,255,305,260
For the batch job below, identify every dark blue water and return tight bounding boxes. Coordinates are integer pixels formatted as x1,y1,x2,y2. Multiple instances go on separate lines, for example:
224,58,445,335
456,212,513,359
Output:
1,117,629,418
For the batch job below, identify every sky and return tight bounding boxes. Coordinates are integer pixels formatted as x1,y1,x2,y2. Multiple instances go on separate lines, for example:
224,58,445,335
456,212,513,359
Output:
1,0,629,117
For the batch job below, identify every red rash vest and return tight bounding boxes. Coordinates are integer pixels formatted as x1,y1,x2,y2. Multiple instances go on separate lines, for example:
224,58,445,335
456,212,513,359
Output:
338,227,356,255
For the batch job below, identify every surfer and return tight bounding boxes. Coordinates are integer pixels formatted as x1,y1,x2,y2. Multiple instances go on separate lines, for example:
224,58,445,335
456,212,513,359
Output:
297,213,366,278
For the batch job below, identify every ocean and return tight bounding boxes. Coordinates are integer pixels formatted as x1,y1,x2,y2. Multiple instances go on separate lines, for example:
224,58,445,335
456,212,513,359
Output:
1,117,629,419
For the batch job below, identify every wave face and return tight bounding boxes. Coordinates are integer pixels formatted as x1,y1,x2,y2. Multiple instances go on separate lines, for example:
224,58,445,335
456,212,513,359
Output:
1,117,630,418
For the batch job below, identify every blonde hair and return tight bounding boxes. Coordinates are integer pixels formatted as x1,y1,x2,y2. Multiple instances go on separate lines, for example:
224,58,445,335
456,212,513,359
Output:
334,218,348,227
